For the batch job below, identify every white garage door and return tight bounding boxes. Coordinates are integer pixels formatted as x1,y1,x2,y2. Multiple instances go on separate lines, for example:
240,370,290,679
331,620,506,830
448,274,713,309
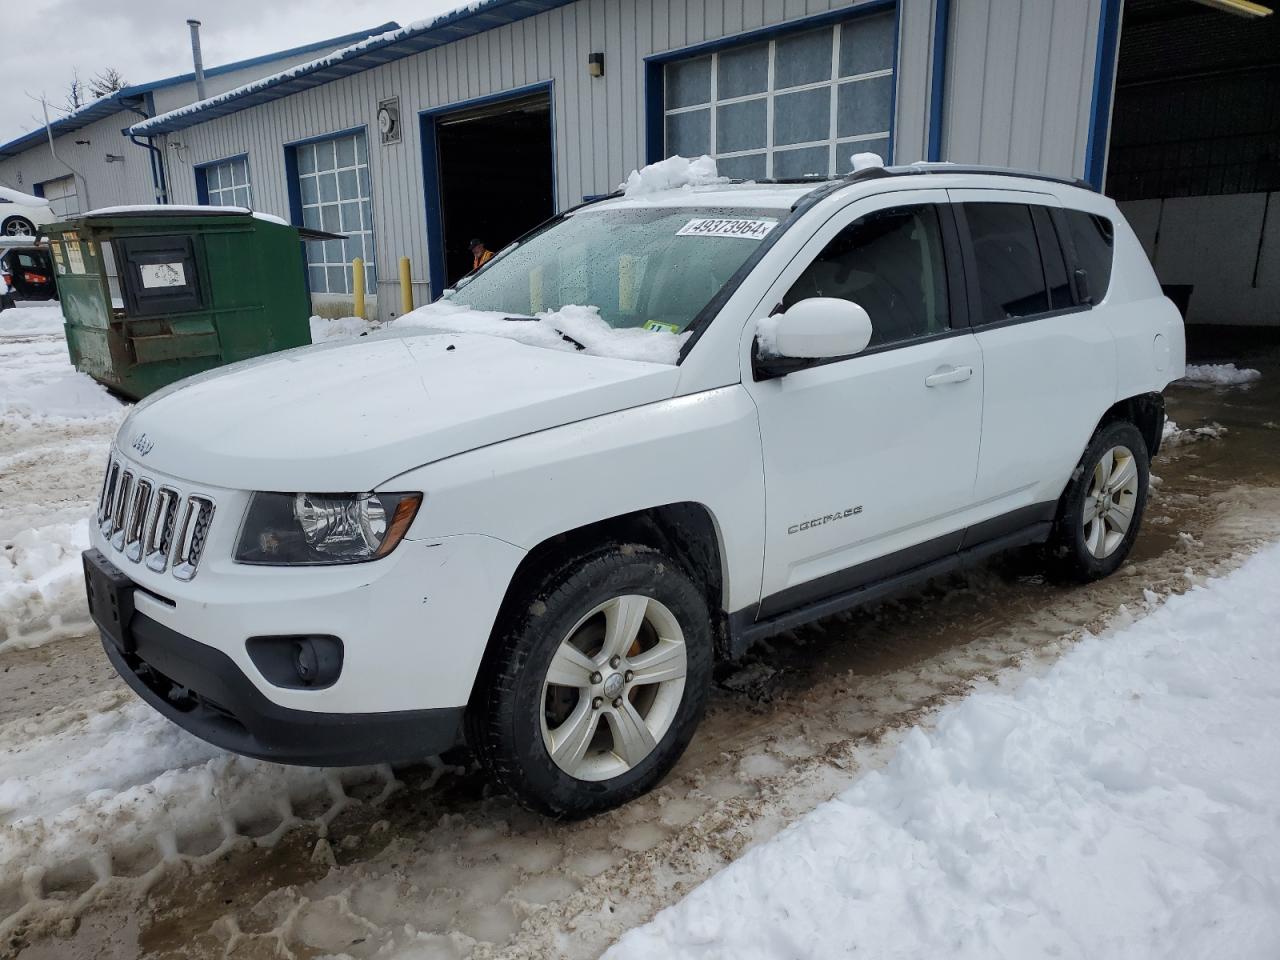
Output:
41,175,80,218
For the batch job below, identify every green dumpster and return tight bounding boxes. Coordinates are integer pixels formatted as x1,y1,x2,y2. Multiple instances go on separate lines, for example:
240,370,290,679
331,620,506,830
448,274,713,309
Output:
44,207,342,400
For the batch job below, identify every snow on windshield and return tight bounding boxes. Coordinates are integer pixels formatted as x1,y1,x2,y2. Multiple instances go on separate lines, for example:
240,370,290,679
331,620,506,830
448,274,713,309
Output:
397,301,689,365
620,155,728,197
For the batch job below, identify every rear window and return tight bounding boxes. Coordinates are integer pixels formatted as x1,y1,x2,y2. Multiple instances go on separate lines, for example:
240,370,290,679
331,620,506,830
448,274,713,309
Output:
1063,210,1114,304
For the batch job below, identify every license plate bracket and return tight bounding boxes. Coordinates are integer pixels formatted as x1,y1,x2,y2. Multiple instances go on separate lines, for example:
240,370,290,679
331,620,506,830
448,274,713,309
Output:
83,549,136,653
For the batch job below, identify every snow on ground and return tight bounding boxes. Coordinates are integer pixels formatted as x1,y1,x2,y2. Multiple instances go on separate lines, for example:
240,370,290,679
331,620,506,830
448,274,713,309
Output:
1182,362,1262,386
610,540,1280,960
1162,416,1227,445
398,301,689,364
309,313,381,342
1,304,126,651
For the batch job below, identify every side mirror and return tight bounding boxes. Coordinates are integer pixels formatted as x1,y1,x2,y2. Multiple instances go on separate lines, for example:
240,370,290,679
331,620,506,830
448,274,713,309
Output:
754,298,873,379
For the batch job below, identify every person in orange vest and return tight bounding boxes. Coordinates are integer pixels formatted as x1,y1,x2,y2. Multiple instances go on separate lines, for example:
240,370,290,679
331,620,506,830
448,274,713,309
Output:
469,238,494,273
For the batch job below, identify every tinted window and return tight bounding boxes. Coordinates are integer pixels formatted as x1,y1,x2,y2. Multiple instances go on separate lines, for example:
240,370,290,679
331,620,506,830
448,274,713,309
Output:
964,203,1050,323
1032,207,1073,310
783,205,950,349
1064,210,1114,304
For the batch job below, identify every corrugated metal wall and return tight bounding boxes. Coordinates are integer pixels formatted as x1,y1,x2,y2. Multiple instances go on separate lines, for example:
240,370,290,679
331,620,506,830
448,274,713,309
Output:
155,0,956,314
941,0,1102,179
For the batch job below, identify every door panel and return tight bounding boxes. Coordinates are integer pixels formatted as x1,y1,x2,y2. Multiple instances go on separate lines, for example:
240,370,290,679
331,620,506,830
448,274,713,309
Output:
950,191,1117,514
741,190,984,608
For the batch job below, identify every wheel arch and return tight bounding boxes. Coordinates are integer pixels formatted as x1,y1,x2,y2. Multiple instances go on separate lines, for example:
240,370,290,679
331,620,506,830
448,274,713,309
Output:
1095,391,1165,458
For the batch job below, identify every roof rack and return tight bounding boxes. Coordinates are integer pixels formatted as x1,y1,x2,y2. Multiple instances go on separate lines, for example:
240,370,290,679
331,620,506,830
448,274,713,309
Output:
845,162,1096,191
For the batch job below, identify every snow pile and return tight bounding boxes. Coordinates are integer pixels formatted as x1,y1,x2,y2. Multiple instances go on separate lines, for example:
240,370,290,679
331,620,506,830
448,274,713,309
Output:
0,522,94,649
621,155,726,197
309,314,380,343
0,302,65,337
398,301,688,365
850,151,885,172
610,542,1280,960
1161,417,1227,445
1181,362,1261,386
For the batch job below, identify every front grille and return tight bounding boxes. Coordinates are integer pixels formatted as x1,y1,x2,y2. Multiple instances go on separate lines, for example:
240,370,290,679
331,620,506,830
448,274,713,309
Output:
98,455,216,581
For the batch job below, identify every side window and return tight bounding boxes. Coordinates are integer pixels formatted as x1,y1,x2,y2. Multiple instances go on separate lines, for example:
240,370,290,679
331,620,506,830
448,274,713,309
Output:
783,204,950,349
1031,206,1073,310
963,203,1050,323
1063,210,1115,304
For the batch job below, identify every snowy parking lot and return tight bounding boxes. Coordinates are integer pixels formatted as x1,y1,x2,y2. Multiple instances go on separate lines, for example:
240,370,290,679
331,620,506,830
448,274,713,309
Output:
2,301,1280,959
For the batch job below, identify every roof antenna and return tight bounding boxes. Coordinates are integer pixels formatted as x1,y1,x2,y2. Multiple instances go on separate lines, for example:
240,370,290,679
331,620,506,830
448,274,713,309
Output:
187,19,207,100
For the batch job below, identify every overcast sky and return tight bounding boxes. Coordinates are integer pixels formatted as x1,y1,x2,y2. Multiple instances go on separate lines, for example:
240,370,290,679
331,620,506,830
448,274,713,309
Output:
0,0,462,143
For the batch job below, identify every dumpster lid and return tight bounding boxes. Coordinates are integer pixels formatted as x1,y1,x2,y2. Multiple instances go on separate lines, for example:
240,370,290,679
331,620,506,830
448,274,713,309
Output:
74,205,346,240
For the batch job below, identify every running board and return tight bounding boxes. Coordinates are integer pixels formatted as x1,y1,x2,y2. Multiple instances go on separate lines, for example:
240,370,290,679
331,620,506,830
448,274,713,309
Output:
727,521,1053,656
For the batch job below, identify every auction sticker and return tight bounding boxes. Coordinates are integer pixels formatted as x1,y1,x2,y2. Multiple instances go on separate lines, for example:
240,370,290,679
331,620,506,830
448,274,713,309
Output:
677,217,777,240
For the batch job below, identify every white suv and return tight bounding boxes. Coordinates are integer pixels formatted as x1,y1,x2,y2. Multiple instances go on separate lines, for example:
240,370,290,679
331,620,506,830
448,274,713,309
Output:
85,164,1184,816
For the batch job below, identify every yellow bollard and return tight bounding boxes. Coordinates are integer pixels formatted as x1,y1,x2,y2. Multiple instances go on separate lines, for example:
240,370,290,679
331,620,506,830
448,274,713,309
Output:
399,256,413,315
351,257,366,320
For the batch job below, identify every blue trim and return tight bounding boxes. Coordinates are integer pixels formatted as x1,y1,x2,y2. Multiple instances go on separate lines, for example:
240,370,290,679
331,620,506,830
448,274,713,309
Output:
418,81,556,301
194,152,249,206
282,124,367,152
131,0,577,137
31,182,44,199
0,22,398,158
926,0,951,161
1084,0,1123,190
642,1,899,172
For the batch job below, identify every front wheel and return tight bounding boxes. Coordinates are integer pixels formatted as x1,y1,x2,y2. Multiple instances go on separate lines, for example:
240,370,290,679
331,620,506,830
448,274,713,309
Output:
468,543,713,818
1046,420,1150,582
2,216,35,237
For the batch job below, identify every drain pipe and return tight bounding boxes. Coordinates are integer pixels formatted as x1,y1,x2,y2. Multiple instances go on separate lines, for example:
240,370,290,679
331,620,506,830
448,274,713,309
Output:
187,19,207,101
41,97,91,211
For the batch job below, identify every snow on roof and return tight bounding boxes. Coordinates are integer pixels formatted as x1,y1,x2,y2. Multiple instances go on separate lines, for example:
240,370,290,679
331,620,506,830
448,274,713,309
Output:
0,22,399,158
82,204,249,216
128,0,575,136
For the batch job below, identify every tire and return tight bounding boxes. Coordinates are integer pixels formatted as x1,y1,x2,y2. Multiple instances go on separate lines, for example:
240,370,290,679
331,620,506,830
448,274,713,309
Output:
2,216,35,238
467,543,713,818
1046,420,1150,582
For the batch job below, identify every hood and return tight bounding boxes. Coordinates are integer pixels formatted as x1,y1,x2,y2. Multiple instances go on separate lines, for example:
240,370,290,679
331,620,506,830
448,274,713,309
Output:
120,327,681,491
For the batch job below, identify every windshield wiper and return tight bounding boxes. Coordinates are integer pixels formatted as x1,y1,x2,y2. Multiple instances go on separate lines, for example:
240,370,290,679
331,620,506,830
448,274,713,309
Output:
503,315,585,351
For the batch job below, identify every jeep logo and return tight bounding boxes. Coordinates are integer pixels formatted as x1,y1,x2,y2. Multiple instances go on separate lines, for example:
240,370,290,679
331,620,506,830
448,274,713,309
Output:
131,433,154,457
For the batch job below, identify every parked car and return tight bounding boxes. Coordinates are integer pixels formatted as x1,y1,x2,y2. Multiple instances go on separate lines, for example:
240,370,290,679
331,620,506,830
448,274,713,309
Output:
0,244,57,301
0,185,56,237
84,164,1184,817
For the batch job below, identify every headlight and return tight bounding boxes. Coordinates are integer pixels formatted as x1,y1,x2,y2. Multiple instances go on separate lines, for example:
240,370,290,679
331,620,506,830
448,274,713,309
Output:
235,492,422,565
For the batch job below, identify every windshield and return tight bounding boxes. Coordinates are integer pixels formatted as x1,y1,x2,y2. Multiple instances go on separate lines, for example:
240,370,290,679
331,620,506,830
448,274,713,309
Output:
445,205,786,334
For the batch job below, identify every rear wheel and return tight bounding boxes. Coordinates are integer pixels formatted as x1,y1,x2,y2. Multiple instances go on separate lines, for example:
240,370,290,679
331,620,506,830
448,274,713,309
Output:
2,216,35,237
468,543,712,817
1046,420,1149,582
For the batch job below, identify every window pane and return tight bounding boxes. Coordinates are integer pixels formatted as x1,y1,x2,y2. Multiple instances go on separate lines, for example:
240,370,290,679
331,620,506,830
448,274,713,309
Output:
341,201,362,233
784,205,950,348
308,265,325,292
306,240,325,266
232,159,247,186
666,56,712,108
358,167,371,198
717,42,768,99
356,133,368,164
362,200,372,230
318,172,338,203
315,142,336,171
322,206,340,234
327,265,346,293
774,87,831,147
1032,207,1072,309
717,98,766,153
717,152,767,180
336,136,357,168
839,12,895,77
235,187,250,208
338,168,359,200
344,236,363,263
774,28,833,89
205,165,221,191
837,74,893,138
837,136,890,171
772,145,830,180
1064,210,1114,303
300,176,319,205
965,203,1051,323
302,206,321,229
666,109,710,157
297,145,315,174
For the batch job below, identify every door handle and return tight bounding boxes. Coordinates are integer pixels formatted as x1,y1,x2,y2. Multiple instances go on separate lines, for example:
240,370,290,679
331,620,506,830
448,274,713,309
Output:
924,365,973,387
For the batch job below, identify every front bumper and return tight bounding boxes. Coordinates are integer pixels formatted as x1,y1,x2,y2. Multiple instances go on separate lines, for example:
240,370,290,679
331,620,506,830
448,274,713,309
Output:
100,609,465,765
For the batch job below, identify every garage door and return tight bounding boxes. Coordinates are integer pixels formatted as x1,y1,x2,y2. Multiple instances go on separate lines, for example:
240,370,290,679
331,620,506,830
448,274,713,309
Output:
41,175,79,218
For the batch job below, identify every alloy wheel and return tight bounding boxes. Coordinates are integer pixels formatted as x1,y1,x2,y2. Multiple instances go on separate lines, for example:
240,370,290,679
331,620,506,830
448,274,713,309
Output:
1082,444,1140,558
540,594,688,781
